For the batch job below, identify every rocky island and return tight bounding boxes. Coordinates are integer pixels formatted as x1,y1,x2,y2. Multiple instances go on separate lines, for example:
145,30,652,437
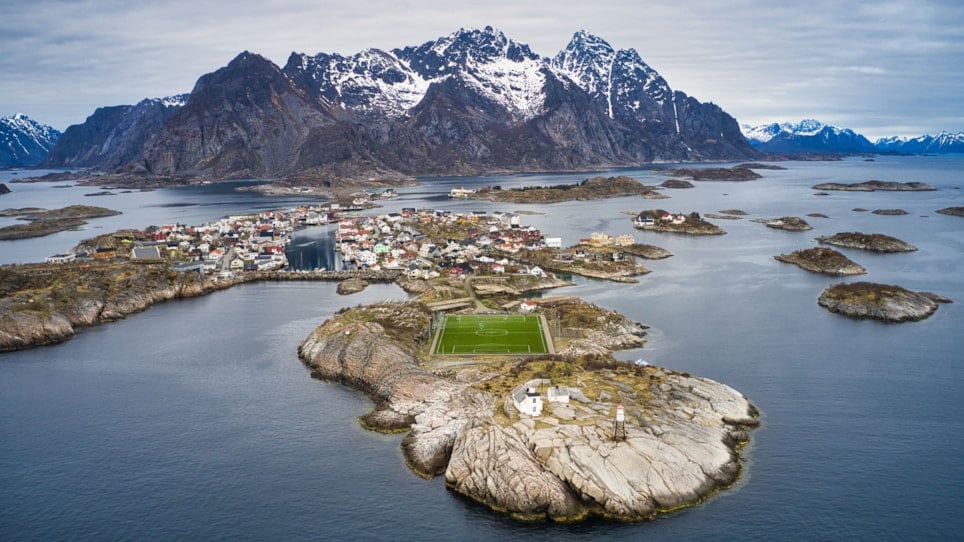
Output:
753,216,812,231
816,232,917,253
871,209,908,216
659,179,694,189
297,296,759,522
936,207,964,217
817,281,951,322
661,166,762,181
708,209,750,220
633,210,726,235
810,180,936,191
0,205,122,240
774,247,866,276
469,176,663,204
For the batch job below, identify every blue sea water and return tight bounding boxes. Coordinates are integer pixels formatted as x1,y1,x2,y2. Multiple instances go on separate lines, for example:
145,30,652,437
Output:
1,156,963,540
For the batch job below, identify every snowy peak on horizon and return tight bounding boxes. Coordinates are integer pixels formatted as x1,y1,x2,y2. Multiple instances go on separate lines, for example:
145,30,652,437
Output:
1,113,62,167
875,130,964,153
283,26,679,123
740,119,838,143
741,120,964,154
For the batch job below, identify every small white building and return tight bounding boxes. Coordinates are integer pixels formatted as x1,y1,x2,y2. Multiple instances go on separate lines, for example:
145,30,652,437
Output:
45,253,76,264
545,237,562,249
512,385,543,417
547,386,570,404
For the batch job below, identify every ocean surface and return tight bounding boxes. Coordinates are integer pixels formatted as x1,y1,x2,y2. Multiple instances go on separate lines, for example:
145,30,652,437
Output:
1,156,962,540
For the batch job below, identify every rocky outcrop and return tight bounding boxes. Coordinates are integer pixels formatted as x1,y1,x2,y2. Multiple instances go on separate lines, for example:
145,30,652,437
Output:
774,247,866,275
662,166,762,181
660,179,694,189
0,262,235,351
816,232,917,252
936,207,964,217
753,216,812,231
297,300,758,522
0,183,10,195
336,277,369,295
817,282,951,322
471,176,661,203
447,370,756,520
621,244,673,260
811,180,936,192
871,209,908,215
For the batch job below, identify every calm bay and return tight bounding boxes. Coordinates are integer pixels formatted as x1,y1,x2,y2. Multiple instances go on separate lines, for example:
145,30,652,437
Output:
1,156,962,540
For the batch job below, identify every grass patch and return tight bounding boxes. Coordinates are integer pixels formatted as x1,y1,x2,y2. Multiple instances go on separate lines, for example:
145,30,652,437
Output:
434,314,548,355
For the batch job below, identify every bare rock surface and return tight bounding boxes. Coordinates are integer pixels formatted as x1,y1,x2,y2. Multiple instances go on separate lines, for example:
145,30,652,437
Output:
817,281,951,322
753,216,812,231
811,180,936,191
297,301,759,522
774,247,866,276
336,277,368,295
816,232,917,253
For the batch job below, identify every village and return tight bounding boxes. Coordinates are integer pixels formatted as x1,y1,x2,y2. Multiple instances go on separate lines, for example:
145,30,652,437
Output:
44,198,652,286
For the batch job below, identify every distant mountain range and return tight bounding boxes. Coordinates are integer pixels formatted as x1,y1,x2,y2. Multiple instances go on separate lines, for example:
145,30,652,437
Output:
741,119,964,155
1,114,61,167
35,27,757,183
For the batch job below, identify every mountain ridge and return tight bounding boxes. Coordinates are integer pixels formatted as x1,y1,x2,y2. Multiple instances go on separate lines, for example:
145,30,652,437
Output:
43,27,761,183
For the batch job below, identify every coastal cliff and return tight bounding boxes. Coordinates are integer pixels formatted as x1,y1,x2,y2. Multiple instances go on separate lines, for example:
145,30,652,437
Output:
297,300,758,521
0,261,225,351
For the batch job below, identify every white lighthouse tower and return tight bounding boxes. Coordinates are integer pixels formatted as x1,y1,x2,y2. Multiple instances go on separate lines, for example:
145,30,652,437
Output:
612,404,627,441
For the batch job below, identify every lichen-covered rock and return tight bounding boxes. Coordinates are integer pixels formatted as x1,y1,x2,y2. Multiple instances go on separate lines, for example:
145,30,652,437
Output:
817,281,951,322
816,232,917,253
754,216,812,231
774,247,866,276
336,277,368,295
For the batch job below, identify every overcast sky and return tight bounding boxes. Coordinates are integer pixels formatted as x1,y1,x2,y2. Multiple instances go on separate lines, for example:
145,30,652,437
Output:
2,0,962,139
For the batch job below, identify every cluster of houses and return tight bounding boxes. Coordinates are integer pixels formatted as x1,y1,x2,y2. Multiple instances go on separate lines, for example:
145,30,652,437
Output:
333,209,554,280
45,205,345,273
633,212,687,229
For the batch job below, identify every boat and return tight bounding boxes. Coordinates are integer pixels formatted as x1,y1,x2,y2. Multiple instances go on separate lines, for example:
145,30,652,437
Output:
449,187,475,199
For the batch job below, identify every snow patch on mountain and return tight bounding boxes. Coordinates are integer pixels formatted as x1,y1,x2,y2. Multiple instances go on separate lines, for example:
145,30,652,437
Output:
550,30,671,119
287,26,689,124
1,114,62,167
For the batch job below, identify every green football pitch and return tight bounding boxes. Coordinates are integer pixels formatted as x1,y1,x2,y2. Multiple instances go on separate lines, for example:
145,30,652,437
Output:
432,314,549,355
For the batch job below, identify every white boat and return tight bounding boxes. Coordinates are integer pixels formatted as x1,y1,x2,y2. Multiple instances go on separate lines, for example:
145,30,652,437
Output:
449,187,475,198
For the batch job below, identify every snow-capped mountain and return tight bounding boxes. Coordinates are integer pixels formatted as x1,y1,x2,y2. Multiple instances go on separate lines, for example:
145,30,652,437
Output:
0,114,61,167
47,27,757,181
875,131,964,154
740,119,876,154
551,30,674,126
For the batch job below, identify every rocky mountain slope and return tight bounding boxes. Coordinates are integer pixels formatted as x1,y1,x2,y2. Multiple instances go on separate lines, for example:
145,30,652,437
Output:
45,27,758,183
43,95,187,171
0,114,61,167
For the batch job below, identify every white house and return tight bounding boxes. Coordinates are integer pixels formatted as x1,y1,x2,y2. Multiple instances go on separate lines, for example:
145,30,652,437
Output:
512,385,543,416
545,237,562,249
45,253,75,264
547,386,570,404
